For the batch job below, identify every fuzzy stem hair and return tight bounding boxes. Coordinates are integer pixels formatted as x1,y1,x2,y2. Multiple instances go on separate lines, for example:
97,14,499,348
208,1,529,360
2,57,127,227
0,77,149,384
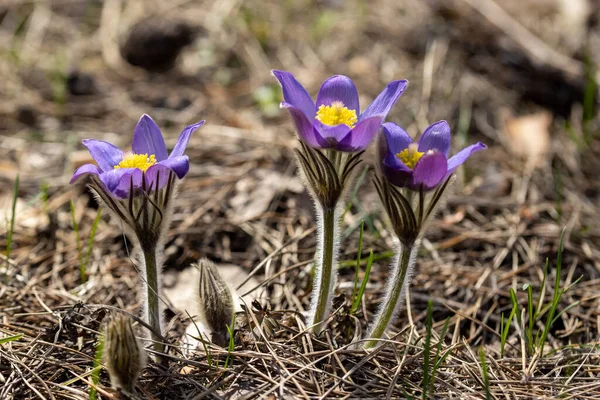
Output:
137,239,165,359
293,143,363,334
307,202,342,334
363,238,420,349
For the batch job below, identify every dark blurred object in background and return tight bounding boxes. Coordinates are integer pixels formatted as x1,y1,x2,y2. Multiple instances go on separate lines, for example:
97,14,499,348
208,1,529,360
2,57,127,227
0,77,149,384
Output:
16,105,38,127
425,0,593,118
67,70,97,96
120,17,197,73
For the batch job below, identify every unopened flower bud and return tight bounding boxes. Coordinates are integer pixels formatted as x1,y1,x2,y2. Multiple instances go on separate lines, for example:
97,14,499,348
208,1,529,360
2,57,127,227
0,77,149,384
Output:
103,313,146,394
196,259,235,347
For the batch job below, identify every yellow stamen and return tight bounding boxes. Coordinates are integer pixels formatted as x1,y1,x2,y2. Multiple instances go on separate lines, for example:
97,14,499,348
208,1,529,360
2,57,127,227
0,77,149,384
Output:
396,143,424,170
114,153,157,172
315,101,358,128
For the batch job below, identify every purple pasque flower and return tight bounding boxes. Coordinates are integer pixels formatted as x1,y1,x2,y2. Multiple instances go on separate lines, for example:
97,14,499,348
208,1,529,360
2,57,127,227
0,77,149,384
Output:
380,121,486,191
273,70,408,152
71,114,204,198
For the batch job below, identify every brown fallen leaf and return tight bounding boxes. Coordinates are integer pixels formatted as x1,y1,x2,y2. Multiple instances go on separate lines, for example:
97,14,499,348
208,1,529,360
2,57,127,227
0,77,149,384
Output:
230,169,303,222
504,110,552,167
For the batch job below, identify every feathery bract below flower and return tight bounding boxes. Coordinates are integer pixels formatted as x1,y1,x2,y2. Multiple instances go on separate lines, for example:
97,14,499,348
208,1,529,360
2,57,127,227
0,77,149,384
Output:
103,313,146,394
196,259,235,347
71,114,204,199
379,121,486,191
273,70,408,152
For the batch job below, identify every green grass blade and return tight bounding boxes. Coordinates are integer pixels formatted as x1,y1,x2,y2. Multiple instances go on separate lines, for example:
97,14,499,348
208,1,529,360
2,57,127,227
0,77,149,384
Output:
223,323,235,370
509,288,521,327
551,300,580,325
478,347,492,400
89,334,104,400
40,181,49,214
82,208,102,279
525,283,534,354
186,310,212,368
5,175,19,269
350,250,374,314
0,333,23,344
500,313,506,358
338,250,394,268
536,258,549,316
70,200,84,283
538,227,565,355
430,317,450,393
500,301,517,358
422,300,434,400
582,52,597,144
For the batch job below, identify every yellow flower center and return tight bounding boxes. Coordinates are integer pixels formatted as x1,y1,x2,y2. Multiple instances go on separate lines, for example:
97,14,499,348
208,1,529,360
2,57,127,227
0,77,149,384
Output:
114,153,156,172
396,143,424,170
315,101,358,128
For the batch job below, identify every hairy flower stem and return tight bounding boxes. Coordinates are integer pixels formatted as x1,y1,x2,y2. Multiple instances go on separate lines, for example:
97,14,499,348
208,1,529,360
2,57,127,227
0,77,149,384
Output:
309,205,340,334
364,239,419,349
139,240,164,361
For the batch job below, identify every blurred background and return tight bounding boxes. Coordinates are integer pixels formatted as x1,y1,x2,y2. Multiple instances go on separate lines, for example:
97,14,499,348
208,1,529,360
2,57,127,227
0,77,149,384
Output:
1,0,598,158
1,0,599,316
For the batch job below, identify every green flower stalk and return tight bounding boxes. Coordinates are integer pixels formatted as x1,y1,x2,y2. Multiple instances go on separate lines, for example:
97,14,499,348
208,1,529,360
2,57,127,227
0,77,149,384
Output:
363,121,485,349
295,143,362,333
273,70,408,334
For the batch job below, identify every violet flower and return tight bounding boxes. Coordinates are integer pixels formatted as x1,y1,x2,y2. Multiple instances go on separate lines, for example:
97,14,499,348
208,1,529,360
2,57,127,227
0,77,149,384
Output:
364,120,486,349
273,70,408,334
71,114,204,198
273,70,407,152
70,114,204,361
379,121,486,191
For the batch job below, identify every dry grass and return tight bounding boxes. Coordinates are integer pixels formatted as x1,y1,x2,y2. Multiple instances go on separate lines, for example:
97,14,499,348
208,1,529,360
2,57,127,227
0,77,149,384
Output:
1,0,600,398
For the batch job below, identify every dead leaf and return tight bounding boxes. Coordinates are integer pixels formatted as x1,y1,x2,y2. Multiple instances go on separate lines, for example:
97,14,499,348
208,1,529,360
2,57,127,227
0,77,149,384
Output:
504,111,551,167
0,194,48,232
442,208,466,225
230,169,303,222
179,366,195,375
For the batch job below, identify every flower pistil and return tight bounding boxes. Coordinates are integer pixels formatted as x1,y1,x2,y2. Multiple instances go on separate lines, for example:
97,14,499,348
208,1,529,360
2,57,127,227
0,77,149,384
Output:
115,153,157,172
316,101,357,128
396,143,425,170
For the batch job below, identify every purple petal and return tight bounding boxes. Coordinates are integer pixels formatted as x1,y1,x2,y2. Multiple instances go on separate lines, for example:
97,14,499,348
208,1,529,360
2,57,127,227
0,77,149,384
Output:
145,164,174,191
132,114,168,161
272,70,316,119
315,75,359,112
282,103,328,148
446,142,487,175
359,80,408,121
98,168,142,199
82,140,124,171
418,120,451,157
70,164,102,184
381,152,414,188
170,120,204,158
412,152,448,190
381,122,413,154
336,117,382,152
314,120,351,149
157,156,190,179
